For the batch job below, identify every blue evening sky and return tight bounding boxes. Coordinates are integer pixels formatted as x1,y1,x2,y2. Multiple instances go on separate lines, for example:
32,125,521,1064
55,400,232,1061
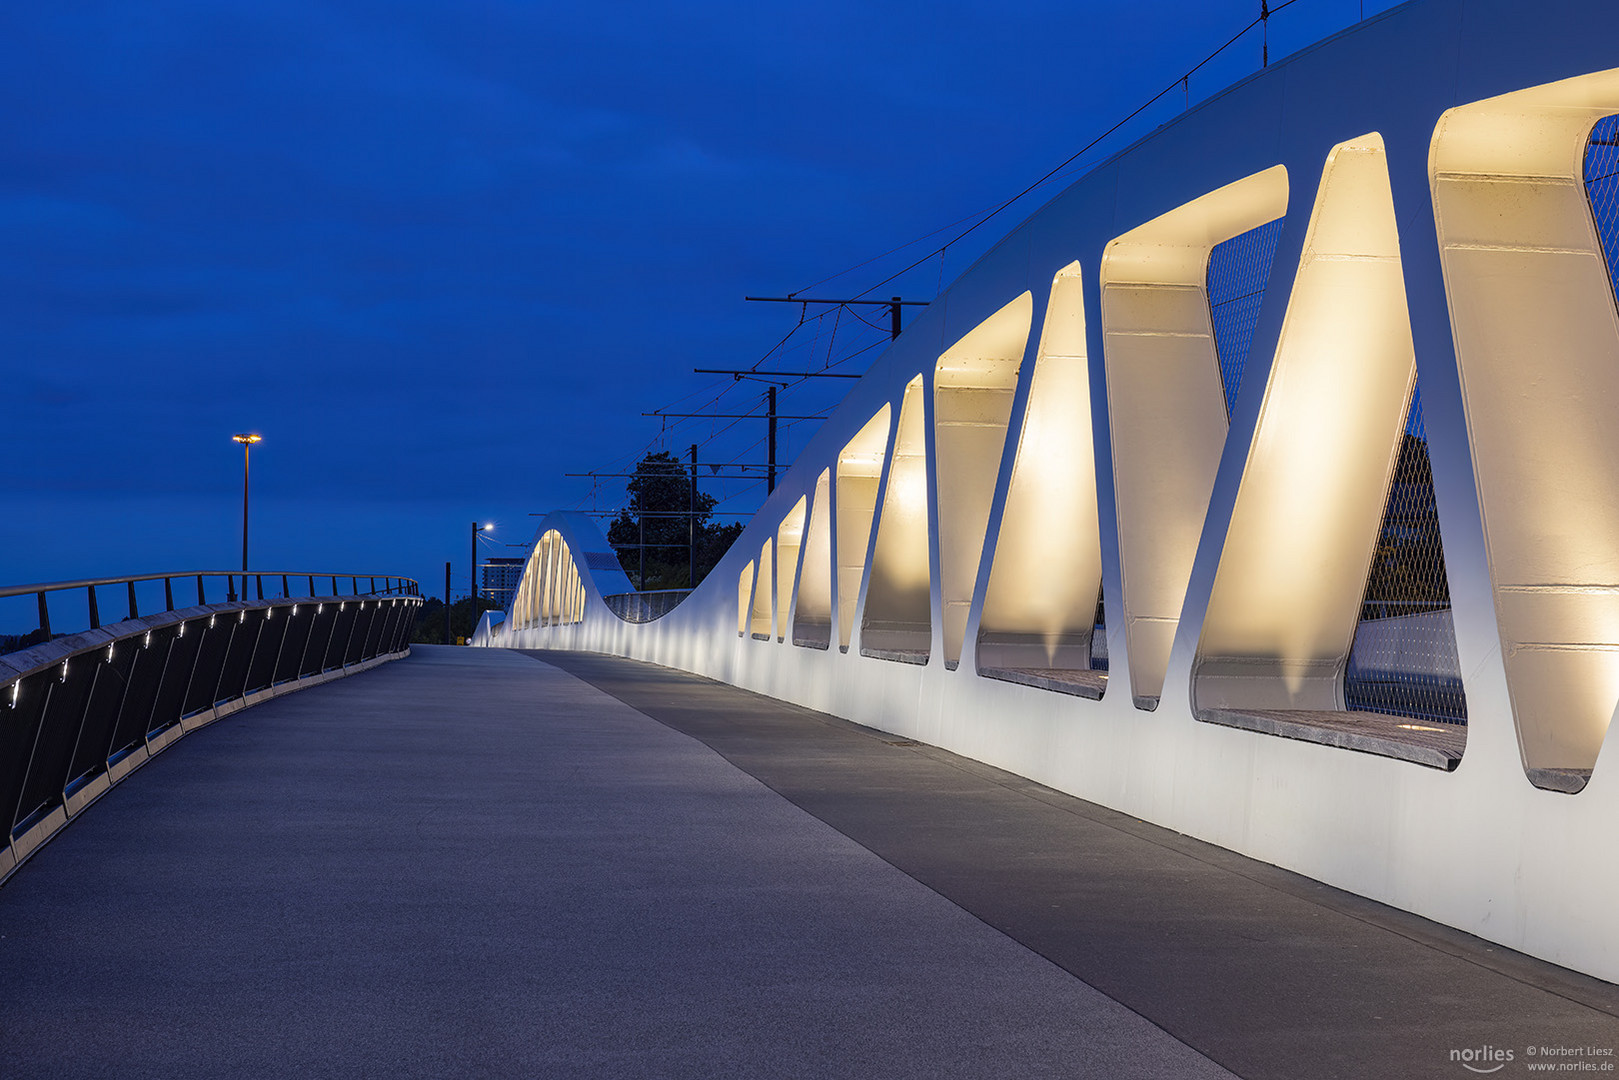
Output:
0,0,1397,611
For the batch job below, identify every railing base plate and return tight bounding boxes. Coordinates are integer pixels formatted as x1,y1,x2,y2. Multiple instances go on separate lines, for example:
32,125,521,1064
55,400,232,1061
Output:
11,807,68,865
64,773,111,818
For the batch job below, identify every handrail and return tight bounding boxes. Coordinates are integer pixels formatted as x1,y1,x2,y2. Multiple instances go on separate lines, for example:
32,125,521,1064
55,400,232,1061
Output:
0,571,419,600
1,570,420,643
0,574,423,885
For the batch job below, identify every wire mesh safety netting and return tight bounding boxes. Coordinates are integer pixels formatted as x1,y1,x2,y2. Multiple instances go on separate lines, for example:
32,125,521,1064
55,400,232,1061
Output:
1586,114,1619,298
1207,217,1285,415
1343,389,1467,725
1330,110,1619,728
1205,214,1466,725
1090,594,1108,672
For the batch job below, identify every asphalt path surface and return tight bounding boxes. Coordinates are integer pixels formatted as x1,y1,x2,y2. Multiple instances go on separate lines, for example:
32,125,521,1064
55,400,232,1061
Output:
1,645,1237,1079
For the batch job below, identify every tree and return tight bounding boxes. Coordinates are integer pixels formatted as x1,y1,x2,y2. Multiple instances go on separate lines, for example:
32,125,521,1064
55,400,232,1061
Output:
411,594,502,644
607,451,739,590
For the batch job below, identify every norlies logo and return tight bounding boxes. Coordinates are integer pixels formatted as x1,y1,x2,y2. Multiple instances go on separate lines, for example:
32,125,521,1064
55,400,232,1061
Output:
1452,1046,1515,1073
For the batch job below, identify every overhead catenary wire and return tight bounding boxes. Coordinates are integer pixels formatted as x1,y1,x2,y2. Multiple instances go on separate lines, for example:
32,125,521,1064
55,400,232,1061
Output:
579,0,1313,519
802,0,1306,303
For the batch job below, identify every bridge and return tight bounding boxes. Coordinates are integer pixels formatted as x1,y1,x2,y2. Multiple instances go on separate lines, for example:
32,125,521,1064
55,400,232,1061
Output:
8,0,1619,1073
487,0,1619,990
3,645,1616,1077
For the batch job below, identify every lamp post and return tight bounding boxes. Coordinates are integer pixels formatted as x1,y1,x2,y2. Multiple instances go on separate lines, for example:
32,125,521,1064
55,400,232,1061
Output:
232,434,262,572
472,521,493,605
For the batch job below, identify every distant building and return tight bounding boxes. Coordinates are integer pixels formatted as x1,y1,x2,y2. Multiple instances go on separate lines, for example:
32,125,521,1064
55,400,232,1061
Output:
481,557,525,610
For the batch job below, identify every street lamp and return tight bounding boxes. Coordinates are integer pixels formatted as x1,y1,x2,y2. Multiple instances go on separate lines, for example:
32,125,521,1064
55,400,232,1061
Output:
232,434,262,572
472,521,494,604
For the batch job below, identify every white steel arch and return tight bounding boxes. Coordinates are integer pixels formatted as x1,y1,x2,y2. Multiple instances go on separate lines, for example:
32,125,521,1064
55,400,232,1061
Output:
478,0,1619,983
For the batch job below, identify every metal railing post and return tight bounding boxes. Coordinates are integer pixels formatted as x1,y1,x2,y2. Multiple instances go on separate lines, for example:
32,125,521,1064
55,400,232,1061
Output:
127,581,139,620
88,584,100,630
164,577,174,611
37,591,50,639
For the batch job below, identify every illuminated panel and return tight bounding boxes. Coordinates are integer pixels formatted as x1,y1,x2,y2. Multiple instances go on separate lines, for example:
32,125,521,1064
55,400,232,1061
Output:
837,406,893,650
977,265,1104,696
534,533,551,625
751,540,774,640
1102,166,1288,708
861,377,929,663
561,546,577,624
520,546,536,627
526,535,541,626
1193,135,1416,715
1430,69,1619,791
525,546,539,627
576,573,584,621
552,541,566,626
738,561,754,638
933,292,1032,668
544,533,561,625
775,497,808,643
793,469,833,649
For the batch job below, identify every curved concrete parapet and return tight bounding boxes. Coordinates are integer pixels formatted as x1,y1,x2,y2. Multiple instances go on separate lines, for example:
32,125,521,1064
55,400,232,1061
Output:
488,0,1619,983
0,590,422,884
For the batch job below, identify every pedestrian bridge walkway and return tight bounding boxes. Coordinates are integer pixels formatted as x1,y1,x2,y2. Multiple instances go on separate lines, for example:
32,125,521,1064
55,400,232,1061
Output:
2,646,1615,1078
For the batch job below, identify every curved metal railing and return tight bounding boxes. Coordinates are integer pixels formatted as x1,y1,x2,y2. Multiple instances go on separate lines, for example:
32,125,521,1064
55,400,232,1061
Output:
1,570,419,650
0,570,422,885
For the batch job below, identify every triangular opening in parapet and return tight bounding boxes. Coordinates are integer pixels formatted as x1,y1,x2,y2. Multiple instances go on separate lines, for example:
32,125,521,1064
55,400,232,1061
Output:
775,497,808,643
751,540,775,641
836,406,892,652
860,377,930,665
934,292,1033,670
1193,133,1467,772
792,469,833,650
977,264,1108,698
1343,386,1467,731
1207,217,1285,417
737,560,754,639
1102,164,1288,711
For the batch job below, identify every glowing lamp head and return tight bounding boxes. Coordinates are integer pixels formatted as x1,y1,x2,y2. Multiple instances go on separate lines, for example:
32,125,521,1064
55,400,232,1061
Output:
481,522,494,531
232,433,263,445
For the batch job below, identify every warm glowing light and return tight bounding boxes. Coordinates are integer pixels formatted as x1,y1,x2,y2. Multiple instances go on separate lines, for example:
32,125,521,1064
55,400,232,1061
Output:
232,433,263,445
1194,136,1413,715
1102,165,1289,705
1396,723,1444,733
